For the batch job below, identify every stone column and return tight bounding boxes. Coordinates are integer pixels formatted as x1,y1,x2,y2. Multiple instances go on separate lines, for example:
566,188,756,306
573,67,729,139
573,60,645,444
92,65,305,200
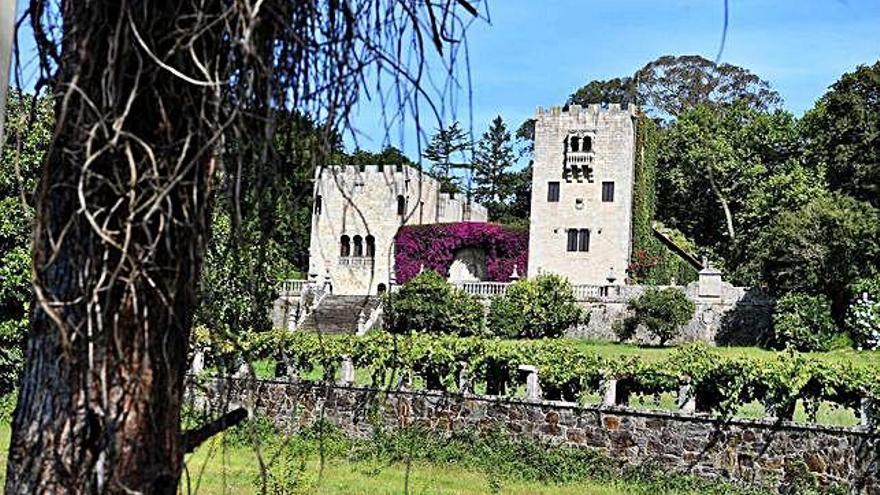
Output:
190,348,205,376
600,376,618,407
518,365,542,401
860,396,876,429
339,355,355,385
458,361,472,394
698,263,723,298
677,376,696,413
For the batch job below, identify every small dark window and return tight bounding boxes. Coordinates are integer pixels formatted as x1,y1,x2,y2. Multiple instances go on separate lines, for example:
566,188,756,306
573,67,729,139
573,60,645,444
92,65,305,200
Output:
566,229,578,252
602,181,615,202
396,195,406,215
340,235,350,257
396,163,404,172
358,164,366,173
365,235,375,258
547,182,560,202
377,283,387,294
315,195,322,214
578,229,590,252
570,136,580,153
582,136,593,152
377,164,384,172
353,235,363,257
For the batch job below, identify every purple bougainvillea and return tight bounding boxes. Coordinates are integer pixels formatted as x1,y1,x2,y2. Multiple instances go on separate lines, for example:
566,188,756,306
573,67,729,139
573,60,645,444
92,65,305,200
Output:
394,222,529,284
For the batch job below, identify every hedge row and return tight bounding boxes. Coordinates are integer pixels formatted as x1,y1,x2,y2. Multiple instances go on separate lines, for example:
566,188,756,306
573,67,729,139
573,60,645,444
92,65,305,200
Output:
238,331,878,423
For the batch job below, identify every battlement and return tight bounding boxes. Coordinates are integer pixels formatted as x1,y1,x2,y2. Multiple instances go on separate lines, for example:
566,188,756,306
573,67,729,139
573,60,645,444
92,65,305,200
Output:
535,103,638,120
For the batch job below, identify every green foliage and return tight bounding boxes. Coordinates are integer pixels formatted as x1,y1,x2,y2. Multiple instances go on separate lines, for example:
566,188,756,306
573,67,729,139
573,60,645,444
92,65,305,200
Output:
423,121,471,192
657,101,815,272
772,293,839,352
801,60,880,207
383,270,485,336
248,332,879,422
846,276,880,350
621,288,695,345
488,274,583,339
0,92,54,394
630,112,698,285
742,193,880,321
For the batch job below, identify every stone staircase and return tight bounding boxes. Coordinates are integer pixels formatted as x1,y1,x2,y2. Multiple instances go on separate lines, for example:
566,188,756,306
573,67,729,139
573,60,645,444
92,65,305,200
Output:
298,295,381,334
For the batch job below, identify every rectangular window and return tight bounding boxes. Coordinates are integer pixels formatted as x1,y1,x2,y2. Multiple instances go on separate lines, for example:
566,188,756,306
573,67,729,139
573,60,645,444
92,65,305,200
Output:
578,229,590,252
315,195,322,214
566,229,578,252
602,181,615,202
547,181,560,202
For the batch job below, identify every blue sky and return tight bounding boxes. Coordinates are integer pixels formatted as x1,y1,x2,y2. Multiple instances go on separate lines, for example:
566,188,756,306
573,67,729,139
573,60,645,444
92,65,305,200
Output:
347,0,880,159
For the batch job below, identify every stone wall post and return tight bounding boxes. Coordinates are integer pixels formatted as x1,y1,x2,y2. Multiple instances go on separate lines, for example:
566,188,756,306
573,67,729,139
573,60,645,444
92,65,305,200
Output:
600,375,618,407
518,365,542,400
339,355,355,385
190,348,205,376
677,376,696,413
698,263,723,298
861,396,876,429
458,361,472,394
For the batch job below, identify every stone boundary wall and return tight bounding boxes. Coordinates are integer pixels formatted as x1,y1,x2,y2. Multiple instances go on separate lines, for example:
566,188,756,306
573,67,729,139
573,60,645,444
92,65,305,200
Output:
192,377,879,493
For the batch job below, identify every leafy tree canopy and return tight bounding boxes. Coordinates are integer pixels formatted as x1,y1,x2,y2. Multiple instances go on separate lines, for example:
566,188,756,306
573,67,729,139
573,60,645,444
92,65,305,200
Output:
801,60,880,207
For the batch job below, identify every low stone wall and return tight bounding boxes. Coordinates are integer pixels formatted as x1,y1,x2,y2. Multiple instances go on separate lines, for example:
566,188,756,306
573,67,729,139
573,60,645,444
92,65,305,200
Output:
567,281,773,346
193,378,879,493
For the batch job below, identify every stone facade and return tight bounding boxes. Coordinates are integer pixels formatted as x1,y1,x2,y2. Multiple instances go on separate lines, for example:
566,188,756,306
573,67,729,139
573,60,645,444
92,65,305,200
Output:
527,104,636,285
308,164,487,295
194,378,880,493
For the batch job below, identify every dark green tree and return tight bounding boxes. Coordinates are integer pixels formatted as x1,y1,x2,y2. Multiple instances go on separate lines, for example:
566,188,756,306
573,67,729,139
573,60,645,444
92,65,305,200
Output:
657,101,818,271
741,193,880,320
423,121,471,192
801,60,880,207
568,77,637,107
472,116,517,220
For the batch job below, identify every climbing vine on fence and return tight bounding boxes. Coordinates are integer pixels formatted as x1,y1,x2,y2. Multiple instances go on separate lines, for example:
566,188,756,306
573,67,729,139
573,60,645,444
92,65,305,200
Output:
238,331,879,424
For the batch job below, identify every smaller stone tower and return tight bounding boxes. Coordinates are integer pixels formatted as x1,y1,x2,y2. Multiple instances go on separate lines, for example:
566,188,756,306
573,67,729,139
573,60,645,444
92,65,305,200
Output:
526,103,637,285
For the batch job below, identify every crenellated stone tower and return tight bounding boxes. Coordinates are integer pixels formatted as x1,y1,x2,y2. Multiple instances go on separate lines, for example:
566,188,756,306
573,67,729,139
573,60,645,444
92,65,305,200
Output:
527,103,637,285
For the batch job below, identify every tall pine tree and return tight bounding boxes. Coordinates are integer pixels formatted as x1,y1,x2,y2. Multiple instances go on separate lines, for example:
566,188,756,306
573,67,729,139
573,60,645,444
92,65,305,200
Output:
423,121,471,192
473,116,516,220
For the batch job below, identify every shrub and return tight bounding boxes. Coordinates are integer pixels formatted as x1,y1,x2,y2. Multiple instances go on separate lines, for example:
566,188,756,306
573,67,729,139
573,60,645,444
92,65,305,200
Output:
383,270,485,336
488,274,583,339
772,293,838,352
846,276,880,350
624,288,695,345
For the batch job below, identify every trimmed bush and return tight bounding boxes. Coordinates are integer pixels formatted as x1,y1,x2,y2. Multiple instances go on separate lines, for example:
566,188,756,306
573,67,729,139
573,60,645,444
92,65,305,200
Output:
488,274,584,339
621,288,695,345
383,270,485,336
772,293,838,352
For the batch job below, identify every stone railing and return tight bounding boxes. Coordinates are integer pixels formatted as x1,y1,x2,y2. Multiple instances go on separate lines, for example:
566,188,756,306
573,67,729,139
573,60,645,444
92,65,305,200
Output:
565,151,593,166
280,279,309,296
453,281,509,297
338,257,375,267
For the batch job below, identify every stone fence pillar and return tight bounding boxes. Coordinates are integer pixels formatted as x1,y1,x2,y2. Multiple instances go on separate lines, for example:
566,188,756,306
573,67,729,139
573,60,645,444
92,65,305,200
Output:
339,355,355,385
458,361,472,394
861,396,876,430
600,375,618,407
677,376,696,413
518,365,542,401
698,263,723,298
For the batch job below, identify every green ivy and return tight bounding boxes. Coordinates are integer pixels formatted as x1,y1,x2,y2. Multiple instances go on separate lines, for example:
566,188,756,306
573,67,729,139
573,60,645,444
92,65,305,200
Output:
630,113,698,285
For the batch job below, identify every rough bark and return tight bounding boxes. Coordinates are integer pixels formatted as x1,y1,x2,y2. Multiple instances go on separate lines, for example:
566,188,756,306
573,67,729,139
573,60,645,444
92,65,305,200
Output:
5,1,220,492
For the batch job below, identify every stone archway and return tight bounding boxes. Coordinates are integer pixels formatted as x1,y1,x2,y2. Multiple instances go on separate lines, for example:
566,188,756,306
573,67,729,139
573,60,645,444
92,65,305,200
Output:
448,247,487,282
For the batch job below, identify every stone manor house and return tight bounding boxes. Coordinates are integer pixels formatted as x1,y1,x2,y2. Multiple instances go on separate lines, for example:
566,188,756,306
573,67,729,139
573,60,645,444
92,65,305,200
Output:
278,103,771,340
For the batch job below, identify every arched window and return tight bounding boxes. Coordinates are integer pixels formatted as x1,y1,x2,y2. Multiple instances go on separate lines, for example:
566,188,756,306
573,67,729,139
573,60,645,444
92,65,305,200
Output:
377,283,387,294
340,235,350,257
353,235,363,257
570,136,580,153
582,136,593,152
365,235,375,258
315,195,322,214
396,195,406,216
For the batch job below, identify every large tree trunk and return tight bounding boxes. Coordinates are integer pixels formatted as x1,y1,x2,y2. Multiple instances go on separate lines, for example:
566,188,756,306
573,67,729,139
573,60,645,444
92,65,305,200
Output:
5,2,221,492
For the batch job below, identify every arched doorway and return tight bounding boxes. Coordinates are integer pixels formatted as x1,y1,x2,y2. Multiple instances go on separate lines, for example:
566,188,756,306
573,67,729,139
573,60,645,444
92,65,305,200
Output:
448,247,487,282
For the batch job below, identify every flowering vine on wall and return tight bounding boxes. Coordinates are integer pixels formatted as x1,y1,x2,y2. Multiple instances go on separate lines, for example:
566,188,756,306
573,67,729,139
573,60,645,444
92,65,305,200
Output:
394,222,528,284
